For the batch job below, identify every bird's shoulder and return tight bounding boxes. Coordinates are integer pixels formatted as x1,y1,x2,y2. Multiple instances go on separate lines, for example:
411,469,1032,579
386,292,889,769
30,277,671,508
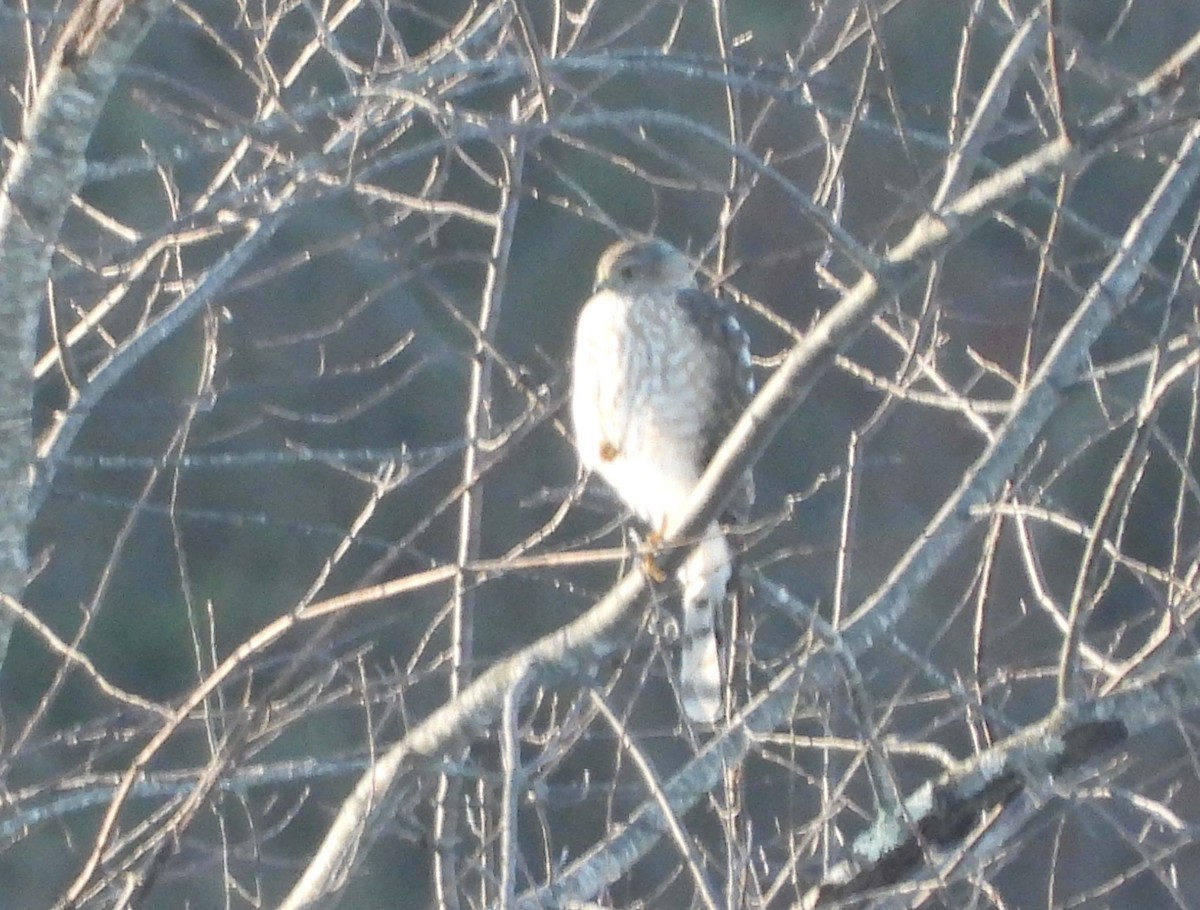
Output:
674,287,753,395
676,286,756,520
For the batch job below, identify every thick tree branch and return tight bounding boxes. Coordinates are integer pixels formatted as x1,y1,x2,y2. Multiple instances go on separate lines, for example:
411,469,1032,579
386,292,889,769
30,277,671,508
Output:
508,109,1200,910
0,0,172,668
808,652,1200,906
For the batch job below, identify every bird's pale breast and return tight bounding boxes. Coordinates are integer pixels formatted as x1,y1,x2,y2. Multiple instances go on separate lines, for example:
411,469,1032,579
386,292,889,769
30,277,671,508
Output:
572,288,717,530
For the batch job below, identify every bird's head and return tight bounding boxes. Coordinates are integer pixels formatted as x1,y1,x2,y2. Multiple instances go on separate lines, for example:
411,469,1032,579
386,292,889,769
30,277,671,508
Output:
592,238,696,295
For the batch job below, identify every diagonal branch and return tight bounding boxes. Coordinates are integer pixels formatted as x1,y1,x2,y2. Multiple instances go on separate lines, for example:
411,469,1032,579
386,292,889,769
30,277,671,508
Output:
808,651,1200,906
282,23,1200,910
510,116,1200,910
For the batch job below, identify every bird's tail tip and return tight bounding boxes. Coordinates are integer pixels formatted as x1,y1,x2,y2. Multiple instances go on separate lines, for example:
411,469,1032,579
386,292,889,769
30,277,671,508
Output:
680,611,722,724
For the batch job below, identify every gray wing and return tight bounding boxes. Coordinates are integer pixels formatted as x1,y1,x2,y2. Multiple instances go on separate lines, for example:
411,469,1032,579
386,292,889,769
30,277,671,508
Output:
676,287,755,523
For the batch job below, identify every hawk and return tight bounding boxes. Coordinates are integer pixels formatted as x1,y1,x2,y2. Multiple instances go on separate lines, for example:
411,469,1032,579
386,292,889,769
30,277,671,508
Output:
571,238,754,723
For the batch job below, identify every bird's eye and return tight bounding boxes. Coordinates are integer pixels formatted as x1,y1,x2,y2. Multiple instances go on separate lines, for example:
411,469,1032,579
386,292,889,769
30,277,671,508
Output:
619,266,634,281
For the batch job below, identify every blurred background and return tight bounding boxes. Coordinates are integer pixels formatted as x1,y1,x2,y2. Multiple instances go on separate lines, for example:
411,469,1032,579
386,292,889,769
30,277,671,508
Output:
3,0,1200,906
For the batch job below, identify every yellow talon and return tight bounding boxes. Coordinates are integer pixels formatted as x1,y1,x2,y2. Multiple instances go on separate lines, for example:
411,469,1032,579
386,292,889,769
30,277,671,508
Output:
641,525,667,582
642,552,667,582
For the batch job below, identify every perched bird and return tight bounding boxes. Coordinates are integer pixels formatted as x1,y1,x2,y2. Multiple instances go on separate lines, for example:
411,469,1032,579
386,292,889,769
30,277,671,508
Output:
571,238,754,723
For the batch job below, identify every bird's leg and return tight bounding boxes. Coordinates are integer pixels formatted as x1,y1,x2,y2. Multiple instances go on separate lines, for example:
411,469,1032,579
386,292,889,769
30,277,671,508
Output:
641,519,668,582
599,440,619,462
